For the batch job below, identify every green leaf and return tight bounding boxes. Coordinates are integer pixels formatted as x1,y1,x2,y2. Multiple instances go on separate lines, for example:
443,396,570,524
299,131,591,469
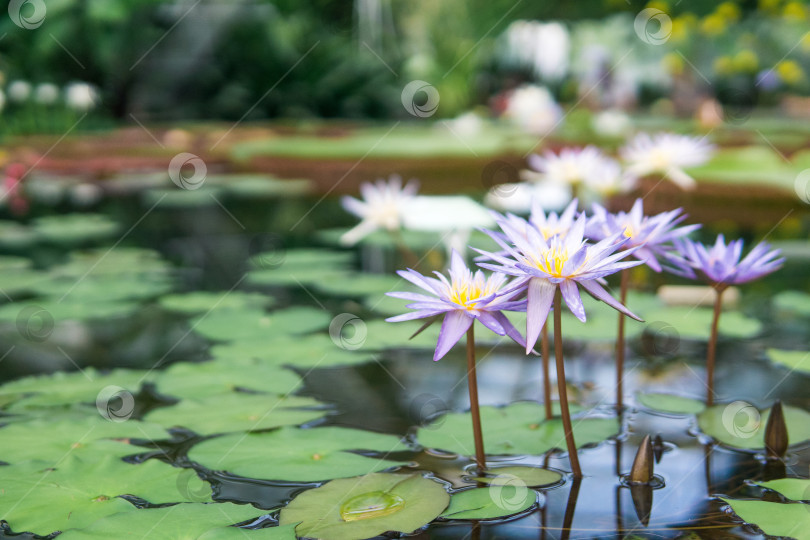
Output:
0,298,139,323
636,393,705,415
158,291,274,315
54,247,171,278
247,267,350,287
32,275,173,303
440,487,535,520
142,188,225,208
640,306,762,340
209,335,373,368
766,349,810,374
721,498,810,540
697,404,810,450
470,466,562,488
58,503,274,540
209,174,311,198
31,214,120,246
0,368,146,409
756,478,810,501
188,426,409,482
0,417,169,465
313,274,405,298
773,290,810,317
144,393,324,435
191,307,331,342
0,456,212,535
417,402,618,456
149,359,304,399
0,221,38,250
280,473,449,540
358,319,439,351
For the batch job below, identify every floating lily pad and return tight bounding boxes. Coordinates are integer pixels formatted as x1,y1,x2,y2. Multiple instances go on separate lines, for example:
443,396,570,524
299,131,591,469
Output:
191,307,330,342
773,290,810,317
722,498,810,540
31,214,120,246
417,402,618,456
756,478,810,501
0,255,32,270
210,174,312,198
0,368,146,409
58,503,287,540
440,487,535,520
149,359,304,399
210,335,373,368
697,404,810,450
54,247,171,278
636,393,705,415
0,299,139,324
640,306,762,340
280,473,449,540
766,349,810,374
32,275,172,303
158,291,274,315
471,466,563,488
313,274,405,298
359,319,440,351
0,221,38,250
143,393,324,435
247,266,351,288
143,187,225,208
250,248,354,271
188,426,409,482
0,455,212,535
0,269,49,298
0,417,169,464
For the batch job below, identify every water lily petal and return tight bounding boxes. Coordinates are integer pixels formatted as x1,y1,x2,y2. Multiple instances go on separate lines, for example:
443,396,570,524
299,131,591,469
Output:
434,311,474,361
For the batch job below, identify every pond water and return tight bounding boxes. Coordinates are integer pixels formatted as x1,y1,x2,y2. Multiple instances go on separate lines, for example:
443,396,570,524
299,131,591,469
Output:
0,186,808,539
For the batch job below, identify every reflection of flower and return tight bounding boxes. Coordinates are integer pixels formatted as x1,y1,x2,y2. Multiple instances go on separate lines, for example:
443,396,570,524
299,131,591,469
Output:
387,250,527,361
587,198,699,272
675,235,783,285
478,213,642,352
620,132,715,190
340,175,418,246
502,85,563,136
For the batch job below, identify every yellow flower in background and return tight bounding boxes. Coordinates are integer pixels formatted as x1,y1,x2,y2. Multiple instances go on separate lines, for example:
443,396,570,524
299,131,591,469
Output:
663,53,684,75
758,0,782,14
716,2,742,21
732,50,759,73
646,0,670,12
713,56,734,76
783,1,806,19
670,17,690,42
801,33,810,53
775,60,805,85
701,13,727,36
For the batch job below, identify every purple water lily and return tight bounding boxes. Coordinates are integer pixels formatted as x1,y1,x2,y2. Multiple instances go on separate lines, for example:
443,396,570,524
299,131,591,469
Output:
675,235,784,285
386,250,527,361
477,213,644,354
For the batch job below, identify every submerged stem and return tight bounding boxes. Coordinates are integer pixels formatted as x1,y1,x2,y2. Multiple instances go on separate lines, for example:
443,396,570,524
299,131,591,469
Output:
541,321,552,420
616,269,629,412
554,287,582,478
466,324,486,474
706,285,726,406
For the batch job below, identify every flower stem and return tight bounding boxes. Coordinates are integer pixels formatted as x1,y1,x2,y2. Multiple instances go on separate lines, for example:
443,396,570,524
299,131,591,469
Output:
615,269,629,412
466,324,486,474
706,285,726,406
542,321,552,420
388,228,420,269
554,287,582,478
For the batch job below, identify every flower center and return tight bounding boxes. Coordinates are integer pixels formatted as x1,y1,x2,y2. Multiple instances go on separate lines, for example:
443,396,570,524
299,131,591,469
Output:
536,247,569,278
449,282,484,310
623,225,634,238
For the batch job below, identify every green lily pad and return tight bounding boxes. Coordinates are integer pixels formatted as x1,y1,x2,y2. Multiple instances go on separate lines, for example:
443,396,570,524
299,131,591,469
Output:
773,290,810,317
0,221,38,250
54,247,171,278
313,274,405,298
756,478,810,501
149,359,304,399
247,266,351,288
0,455,212,535
358,319,439,351
58,503,288,540
191,307,331,342
471,466,563,488
721,498,810,540
249,248,354,271
640,306,762,340
211,175,312,198
143,393,324,435
33,275,173,303
417,402,618,456
440,487,535,520
143,187,225,208
0,368,145,409
31,214,120,246
0,268,49,298
0,299,139,323
280,473,449,540
188,426,409,482
158,291,274,315
0,417,169,464
636,393,705,415
0,256,32,270
767,348,810,374
697,404,810,450
209,335,374,368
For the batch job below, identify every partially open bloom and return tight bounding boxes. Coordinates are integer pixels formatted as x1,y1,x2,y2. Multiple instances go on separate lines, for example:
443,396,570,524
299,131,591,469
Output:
478,214,643,352
620,132,714,190
675,235,784,285
528,146,618,190
340,175,418,246
587,198,700,272
386,251,527,361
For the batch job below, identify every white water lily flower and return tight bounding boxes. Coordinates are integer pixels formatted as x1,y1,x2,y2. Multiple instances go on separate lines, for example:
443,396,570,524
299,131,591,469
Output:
528,146,619,190
620,133,715,190
503,85,562,136
340,175,418,246
484,181,571,214
7,81,31,103
65,82,98,111
401,195,495,255
33,83,60,105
